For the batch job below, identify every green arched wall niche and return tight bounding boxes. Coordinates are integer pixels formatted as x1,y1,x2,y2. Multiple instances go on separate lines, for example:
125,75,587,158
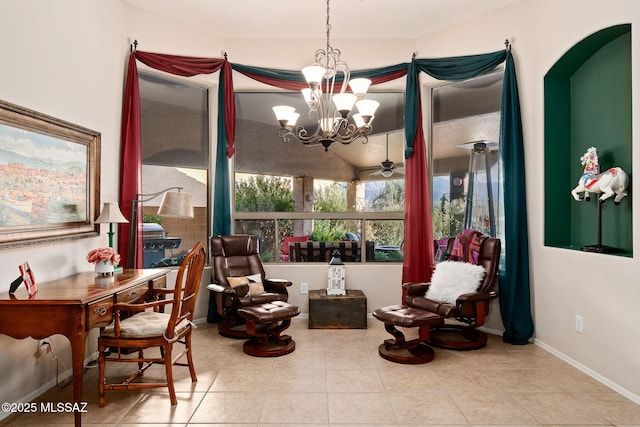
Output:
544,24,632,256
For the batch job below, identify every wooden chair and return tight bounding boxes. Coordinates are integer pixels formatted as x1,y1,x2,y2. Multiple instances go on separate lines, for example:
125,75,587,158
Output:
98,242,206,407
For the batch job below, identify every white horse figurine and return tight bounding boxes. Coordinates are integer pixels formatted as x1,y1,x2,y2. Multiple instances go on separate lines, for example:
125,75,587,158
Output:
571,147,628,204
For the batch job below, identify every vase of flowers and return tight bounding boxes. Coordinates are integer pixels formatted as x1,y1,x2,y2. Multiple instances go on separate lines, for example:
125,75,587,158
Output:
87,247,121,275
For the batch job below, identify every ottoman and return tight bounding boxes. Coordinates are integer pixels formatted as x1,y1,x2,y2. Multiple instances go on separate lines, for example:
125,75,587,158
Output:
372,305,444,364
237,301,300,357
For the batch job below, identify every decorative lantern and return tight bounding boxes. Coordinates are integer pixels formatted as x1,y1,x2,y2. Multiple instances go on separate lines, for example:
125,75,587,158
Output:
327,249,346,295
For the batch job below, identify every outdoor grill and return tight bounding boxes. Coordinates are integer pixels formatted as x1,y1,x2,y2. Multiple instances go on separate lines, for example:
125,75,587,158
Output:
142,223,181,268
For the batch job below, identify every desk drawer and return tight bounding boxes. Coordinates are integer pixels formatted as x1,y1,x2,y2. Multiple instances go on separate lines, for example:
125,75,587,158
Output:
151,276,167,290
87,296,113,329
116,283,149,304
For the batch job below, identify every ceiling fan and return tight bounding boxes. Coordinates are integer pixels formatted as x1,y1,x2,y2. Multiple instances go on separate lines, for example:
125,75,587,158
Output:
370,134,404,177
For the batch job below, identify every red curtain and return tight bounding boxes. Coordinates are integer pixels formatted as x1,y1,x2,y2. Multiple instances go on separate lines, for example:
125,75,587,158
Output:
401,103,433,297
118,51,233,268
118,54,142,268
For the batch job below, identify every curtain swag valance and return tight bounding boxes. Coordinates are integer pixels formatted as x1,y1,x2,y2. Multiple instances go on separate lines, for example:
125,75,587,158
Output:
118,41,533,344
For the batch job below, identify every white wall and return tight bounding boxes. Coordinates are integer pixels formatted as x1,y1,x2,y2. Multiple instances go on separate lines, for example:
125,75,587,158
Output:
0,0,130,406
414,0,640,401
0,0,129,284
1,0,638,410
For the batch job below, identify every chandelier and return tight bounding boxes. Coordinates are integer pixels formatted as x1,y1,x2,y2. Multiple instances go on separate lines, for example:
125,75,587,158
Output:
272,0,379,152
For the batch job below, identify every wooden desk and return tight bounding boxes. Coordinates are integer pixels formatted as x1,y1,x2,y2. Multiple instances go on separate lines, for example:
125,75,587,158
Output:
0,269,167,427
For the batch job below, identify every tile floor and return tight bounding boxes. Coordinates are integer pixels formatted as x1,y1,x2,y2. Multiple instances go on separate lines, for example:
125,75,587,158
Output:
2,318,640,426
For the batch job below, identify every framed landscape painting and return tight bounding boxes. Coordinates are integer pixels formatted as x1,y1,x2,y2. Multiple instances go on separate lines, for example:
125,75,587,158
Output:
0,100,100,248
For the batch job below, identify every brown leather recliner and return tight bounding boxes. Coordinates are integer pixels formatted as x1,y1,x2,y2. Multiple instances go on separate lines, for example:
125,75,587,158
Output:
209,235,292,338
403,234,501,350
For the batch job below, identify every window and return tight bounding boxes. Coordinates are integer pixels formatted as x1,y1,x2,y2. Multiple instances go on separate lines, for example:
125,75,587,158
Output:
234,92,405,263
138,72,210,268
430,72,503,240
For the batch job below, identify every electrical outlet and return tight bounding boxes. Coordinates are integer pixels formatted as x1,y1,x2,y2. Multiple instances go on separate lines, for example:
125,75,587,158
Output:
300,282,308,295
575,315,584,333
34,340,50,359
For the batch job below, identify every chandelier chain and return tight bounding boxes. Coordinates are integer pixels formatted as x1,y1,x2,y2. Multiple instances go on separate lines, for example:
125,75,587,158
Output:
326,0,331,53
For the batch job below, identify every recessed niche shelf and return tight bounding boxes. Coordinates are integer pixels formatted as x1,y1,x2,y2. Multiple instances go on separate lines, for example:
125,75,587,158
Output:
544,24,632,256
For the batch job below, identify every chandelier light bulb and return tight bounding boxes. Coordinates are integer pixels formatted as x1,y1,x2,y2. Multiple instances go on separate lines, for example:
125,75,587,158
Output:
320,117,335,132
349,78,371,98
302,65,326,85
287,112,300,127
353,113,375,127
355,99,380,121
301,88,313,103
332,93,357,117
273,105,296,127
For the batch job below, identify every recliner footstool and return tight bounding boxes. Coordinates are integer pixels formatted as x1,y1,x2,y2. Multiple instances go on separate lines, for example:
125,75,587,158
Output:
373,304,444,364
237,301,300,357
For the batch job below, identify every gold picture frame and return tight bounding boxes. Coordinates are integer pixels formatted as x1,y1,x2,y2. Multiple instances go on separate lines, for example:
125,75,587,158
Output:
0,100,100,248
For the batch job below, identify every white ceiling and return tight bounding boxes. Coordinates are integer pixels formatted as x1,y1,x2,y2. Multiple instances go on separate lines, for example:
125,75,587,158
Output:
125,0,520,40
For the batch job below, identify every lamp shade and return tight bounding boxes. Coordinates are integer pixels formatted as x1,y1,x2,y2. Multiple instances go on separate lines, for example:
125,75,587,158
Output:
332,93,357,113
348,78,371,97
355,99,380,117
301,88,313,103
273,105,296,121
95,202,128,224
287,112,300,127
157,192,194,218
302,65,326,85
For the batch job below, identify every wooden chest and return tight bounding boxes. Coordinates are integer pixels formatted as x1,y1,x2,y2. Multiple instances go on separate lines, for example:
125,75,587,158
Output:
308,289,367,329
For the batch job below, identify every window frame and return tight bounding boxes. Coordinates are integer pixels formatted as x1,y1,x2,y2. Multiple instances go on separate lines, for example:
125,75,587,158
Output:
233,211,404,263
138,71,212,268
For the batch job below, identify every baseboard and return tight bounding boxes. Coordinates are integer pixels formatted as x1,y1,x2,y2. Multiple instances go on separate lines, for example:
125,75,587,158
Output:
478,325,505,336
534,338,640,405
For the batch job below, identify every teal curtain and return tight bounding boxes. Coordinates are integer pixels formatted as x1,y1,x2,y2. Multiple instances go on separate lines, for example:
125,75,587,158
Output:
403,49,533,344
499,51,533,344
213,67,232,236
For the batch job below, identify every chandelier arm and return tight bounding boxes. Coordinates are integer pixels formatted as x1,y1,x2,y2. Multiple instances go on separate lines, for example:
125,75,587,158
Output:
278,122,371,147
278,124,323,144
340,65,350,93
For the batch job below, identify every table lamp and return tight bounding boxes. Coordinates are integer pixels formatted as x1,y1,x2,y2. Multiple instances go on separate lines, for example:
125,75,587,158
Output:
95,202,129,248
